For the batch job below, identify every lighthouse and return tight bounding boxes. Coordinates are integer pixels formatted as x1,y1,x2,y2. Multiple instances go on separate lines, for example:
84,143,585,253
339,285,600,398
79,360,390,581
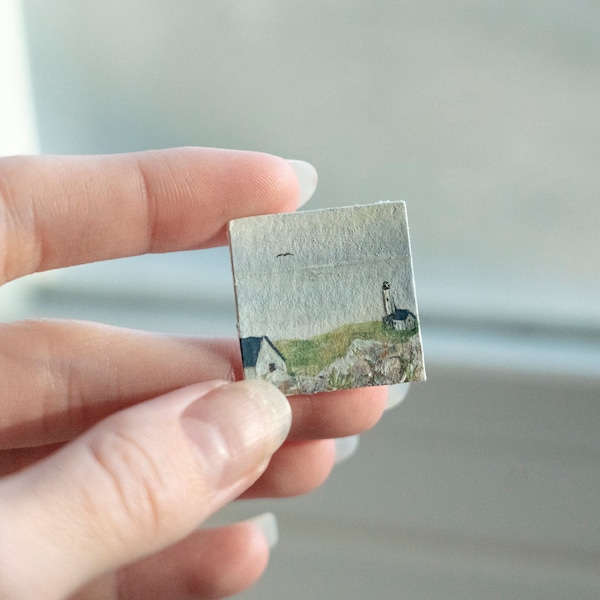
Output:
382,281,395,315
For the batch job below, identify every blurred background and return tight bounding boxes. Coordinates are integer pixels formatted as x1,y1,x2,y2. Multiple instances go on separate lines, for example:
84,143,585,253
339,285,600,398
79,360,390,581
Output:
2,0,600,597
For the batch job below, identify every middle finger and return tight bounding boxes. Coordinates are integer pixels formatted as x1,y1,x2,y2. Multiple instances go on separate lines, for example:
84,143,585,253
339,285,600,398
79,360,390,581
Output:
0,320,387,448
0,320,236,448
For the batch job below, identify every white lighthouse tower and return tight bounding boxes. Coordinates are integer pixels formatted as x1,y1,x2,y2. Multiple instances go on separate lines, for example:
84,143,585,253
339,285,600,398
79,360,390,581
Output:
382,281,395,315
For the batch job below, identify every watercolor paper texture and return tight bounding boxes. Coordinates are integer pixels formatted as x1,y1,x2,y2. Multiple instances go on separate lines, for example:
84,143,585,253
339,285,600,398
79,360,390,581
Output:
228,202,426,395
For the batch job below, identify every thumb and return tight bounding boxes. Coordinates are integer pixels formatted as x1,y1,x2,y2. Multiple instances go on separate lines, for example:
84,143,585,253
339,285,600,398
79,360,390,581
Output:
0,380,291,600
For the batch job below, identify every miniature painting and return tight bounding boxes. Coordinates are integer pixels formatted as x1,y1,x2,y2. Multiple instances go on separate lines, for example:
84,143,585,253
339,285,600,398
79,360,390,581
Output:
228,201,426,395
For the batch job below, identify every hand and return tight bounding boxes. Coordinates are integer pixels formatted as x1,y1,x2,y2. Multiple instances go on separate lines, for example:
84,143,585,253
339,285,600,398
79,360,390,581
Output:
0,148,388,599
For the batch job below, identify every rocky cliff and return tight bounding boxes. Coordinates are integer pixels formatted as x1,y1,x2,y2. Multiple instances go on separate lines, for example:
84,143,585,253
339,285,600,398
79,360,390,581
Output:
281,336,423,395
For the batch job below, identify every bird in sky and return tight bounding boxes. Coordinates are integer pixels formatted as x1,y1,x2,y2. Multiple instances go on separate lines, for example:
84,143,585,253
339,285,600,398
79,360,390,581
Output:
276,252,294,257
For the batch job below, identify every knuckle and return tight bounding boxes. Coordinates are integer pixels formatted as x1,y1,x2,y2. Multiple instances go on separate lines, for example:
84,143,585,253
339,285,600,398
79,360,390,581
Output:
82,426,175,543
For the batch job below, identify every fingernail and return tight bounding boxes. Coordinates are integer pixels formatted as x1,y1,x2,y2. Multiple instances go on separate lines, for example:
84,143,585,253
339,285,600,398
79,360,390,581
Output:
287,159,318,207
247,512,279,549
334,435,360,464
181,380,291,490
386,383,411,411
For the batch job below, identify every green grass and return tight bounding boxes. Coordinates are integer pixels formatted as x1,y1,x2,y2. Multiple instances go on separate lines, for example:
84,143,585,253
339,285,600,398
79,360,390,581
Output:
275,320,418,376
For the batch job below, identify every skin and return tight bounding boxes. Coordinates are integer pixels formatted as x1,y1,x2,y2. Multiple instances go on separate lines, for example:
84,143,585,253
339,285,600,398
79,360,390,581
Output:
0,148,388,599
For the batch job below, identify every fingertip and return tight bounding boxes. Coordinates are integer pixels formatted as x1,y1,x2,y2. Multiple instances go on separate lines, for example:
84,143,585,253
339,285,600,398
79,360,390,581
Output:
242,439,336,499
234,152,304,217
180,379,292,493
118,521,273,599
211,520,272,598
288,385,389,440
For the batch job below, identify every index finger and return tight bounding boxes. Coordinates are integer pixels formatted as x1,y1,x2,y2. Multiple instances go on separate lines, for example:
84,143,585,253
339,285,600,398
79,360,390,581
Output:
0,148,309,283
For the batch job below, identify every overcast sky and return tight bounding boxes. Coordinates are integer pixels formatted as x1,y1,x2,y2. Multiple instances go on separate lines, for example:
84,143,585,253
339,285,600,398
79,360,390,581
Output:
229,202,419,340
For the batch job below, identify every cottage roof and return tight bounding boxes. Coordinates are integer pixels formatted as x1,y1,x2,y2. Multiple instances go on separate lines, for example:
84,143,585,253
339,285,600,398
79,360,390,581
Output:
240,336,285,367
390,309,416,321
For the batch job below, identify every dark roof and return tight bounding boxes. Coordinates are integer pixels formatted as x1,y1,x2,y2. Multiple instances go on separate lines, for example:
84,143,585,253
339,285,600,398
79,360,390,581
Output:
240,336,285,367
390,309,416,321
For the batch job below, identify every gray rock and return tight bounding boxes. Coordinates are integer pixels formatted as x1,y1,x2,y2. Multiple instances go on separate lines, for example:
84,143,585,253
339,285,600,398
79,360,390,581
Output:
280,336,421,394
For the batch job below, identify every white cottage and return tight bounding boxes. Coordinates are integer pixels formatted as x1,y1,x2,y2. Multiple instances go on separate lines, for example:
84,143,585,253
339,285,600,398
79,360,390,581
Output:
384,308,417,331
240,336,287,383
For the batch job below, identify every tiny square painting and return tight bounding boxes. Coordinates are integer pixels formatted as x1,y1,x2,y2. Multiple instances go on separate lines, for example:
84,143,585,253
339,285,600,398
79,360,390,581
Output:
228,201,426,395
